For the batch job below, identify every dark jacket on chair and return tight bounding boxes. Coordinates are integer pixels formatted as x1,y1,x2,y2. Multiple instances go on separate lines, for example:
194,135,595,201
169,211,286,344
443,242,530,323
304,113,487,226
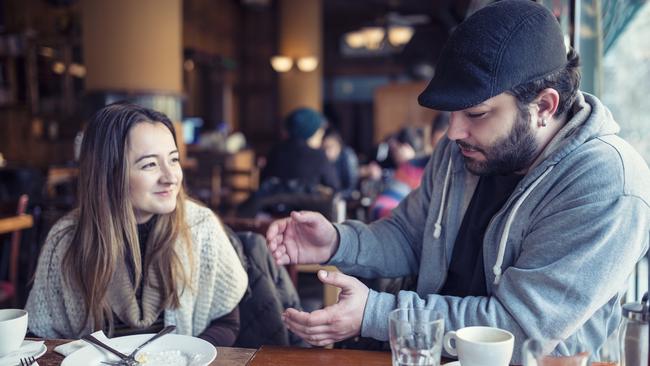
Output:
225,228,304,347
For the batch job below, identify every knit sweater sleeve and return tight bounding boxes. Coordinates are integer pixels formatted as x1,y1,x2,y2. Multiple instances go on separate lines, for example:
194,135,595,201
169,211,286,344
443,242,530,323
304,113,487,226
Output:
25,214,86,338
176,202,248,336
203,210,248,319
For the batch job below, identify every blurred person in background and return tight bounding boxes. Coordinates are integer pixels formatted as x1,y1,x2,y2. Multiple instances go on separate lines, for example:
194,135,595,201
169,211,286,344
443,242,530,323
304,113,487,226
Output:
262,107,340,192
369,114,449,220
26,102,248,346
357,126,424,206
383,126,424,170
322,128,359,199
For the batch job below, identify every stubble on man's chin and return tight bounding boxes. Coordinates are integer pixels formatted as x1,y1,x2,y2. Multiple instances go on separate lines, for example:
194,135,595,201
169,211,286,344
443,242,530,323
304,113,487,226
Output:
462,157,487,176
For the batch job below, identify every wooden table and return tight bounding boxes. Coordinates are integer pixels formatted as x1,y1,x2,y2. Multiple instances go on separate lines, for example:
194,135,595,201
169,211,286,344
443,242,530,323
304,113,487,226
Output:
0,214,33,235
36,340,461,365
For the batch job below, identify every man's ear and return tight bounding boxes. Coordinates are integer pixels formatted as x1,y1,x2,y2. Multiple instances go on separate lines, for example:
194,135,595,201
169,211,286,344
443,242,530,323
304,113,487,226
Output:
534,88,560,121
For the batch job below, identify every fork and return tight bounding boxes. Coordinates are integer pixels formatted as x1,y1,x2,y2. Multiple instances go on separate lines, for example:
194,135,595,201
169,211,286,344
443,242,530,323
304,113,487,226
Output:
81,334,139,366
126,325,176,361
19,356,36,366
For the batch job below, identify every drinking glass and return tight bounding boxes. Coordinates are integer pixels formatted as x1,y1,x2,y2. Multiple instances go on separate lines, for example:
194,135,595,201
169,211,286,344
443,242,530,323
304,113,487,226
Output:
389,308,444,366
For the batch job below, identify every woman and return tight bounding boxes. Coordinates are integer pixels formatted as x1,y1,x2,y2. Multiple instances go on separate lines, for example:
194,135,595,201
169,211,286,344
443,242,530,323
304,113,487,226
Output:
26,102,248,346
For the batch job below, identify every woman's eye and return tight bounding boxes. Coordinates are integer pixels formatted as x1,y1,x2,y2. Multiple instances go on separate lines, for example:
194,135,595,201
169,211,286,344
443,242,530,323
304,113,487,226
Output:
142,162,156,169
171,157,180,164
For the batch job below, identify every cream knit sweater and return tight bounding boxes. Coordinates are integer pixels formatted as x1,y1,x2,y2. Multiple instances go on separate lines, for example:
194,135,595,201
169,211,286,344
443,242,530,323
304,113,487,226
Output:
25,200,248,338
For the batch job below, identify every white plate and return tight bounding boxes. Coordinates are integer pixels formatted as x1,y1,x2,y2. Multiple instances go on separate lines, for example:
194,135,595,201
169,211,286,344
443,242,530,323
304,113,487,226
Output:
3,342,47,366
61,334,216,366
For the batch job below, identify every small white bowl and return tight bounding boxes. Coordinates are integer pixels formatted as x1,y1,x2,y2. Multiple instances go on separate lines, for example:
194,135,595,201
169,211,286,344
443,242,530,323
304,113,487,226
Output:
0,309,28,356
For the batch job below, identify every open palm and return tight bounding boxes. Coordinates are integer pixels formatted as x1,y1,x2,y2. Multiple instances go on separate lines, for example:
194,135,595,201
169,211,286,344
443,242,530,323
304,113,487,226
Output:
266,211,338,265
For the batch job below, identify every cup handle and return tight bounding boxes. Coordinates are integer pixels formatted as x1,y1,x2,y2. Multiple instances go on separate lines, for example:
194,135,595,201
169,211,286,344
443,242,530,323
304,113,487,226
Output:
443,331,458,356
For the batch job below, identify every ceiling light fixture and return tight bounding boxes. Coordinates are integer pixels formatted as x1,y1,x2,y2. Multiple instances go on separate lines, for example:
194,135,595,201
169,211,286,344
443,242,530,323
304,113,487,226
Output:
387,25,415,46
343,25,414,50
361,27,385,49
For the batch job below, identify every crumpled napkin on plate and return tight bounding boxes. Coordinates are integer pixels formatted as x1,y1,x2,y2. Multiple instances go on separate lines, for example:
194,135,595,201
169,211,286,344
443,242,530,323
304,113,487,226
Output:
0,339,44,366
53,330,110,357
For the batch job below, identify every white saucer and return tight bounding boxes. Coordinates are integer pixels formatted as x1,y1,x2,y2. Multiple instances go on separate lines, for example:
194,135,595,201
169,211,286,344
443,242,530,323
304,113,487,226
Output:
1,342,47,366
32,343,47,359
444,362,460,366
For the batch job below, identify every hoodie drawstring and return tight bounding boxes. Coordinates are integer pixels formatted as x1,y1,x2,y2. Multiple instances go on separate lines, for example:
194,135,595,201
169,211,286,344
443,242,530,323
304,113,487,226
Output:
434,155,453,239
492,165,555,285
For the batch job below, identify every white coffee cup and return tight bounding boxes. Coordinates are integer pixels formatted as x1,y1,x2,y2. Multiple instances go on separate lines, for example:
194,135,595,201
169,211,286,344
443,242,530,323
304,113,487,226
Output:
443,326,514,366
0,309,28,356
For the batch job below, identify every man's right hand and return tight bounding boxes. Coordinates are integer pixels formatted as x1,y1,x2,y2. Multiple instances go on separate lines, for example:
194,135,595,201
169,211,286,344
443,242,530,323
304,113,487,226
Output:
265,211,338,265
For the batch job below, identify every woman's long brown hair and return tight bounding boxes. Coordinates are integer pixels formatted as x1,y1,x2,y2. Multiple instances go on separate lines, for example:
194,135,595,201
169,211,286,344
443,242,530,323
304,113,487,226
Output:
62,102,193,333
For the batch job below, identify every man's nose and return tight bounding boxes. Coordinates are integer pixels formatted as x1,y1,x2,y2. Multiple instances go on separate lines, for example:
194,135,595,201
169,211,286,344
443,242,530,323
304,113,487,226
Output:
446,112,469,141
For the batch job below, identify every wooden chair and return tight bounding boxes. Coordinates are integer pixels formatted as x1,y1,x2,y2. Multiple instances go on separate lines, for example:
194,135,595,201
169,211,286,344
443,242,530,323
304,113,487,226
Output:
185,148,259,211
218,149,260,210
0,194,29,308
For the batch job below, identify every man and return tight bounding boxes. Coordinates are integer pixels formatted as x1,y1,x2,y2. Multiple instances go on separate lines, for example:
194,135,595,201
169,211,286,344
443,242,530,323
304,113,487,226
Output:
266,1,650,362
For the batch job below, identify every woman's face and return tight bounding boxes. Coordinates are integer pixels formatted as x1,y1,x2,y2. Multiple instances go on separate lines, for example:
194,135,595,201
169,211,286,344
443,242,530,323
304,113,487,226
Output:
389,140,415,165
126,122,183,223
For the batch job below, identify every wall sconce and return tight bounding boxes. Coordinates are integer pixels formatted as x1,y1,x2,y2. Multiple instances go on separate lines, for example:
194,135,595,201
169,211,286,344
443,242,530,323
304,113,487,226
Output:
270,56,293,72
296,56,318,72
52,62,66,74
270,55,319,72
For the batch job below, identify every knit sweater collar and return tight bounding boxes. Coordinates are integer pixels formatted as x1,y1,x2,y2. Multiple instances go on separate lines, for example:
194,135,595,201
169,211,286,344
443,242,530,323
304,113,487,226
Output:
107,217,163,330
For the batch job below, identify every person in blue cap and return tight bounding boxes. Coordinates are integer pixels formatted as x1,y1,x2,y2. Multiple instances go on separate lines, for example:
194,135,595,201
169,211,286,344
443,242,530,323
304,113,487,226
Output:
261,107,340,191
264,1,650,363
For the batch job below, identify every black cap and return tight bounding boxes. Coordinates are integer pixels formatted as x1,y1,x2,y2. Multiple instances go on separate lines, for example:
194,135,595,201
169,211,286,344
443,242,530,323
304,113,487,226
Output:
418,0,568,111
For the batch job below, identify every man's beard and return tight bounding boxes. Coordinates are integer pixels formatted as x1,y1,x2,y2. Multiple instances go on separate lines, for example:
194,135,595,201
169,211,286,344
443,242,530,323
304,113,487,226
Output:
458,108,539,176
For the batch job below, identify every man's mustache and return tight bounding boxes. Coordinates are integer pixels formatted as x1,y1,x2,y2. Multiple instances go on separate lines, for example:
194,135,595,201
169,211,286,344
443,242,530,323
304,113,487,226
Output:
456,140,486,155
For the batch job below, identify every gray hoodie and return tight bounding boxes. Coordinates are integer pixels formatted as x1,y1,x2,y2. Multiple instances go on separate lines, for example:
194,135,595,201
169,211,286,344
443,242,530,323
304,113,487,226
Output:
330,92,650,363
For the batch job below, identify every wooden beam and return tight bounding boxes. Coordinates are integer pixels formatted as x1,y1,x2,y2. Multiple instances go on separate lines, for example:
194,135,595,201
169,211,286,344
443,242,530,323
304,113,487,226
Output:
0,215,34,235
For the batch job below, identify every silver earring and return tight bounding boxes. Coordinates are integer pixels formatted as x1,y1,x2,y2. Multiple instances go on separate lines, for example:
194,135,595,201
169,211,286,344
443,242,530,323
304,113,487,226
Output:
540,119,547,127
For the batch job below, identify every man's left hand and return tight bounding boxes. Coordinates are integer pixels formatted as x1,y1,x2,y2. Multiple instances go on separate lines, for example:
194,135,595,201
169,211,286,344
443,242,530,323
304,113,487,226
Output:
282,270,369,346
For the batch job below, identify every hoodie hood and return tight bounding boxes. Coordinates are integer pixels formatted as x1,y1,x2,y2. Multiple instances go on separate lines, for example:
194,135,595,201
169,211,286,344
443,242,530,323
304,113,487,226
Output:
529,92,620,172
493,92,623,284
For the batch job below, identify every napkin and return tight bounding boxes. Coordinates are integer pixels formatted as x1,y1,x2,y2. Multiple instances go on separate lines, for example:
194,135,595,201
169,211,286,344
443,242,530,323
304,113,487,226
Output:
53,330,111,357
0,340,44,366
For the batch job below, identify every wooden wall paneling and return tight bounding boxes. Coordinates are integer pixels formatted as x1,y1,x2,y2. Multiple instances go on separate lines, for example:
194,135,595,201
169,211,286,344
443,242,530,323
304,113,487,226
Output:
237,2,278,156
373,81,437,144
